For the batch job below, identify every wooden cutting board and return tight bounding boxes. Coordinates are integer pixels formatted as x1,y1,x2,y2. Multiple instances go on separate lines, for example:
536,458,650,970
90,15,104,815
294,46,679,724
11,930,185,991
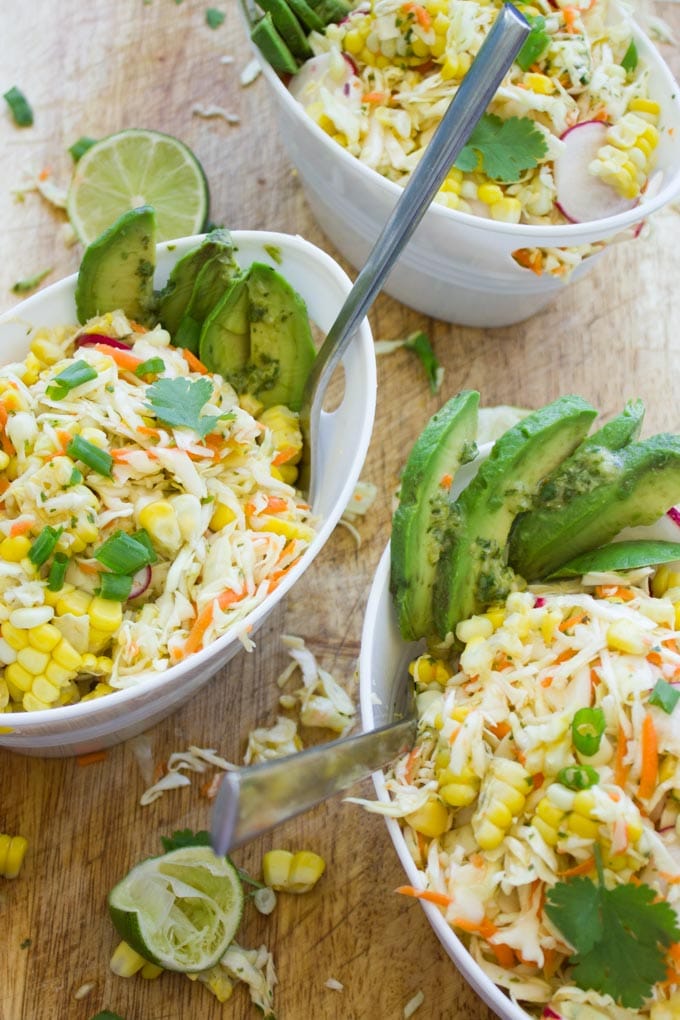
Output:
1,2,680,1017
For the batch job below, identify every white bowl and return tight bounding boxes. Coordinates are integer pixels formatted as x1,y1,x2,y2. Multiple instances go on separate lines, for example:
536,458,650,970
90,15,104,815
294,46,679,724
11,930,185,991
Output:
244,9,680,327
0,230,376,757
358,444,679,1018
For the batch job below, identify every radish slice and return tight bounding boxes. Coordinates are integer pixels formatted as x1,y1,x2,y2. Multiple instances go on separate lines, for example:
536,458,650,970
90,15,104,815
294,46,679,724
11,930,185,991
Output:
76,333,133,350
667,506,680,528
554,120,638,223
289,51,362,108
130,565,152,599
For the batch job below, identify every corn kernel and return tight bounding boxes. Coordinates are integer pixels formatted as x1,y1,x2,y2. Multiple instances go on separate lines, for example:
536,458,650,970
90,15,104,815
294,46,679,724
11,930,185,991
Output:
52,638,82,671
140,962,164,980
88,597,123,633
5,661,34,693
30,336,63,364
490,198,522,223
138,500,182,556
567,813,600,839
456,614,494,643
474,818,505,850
524,72,554,94
263,849,294,889
0,834,28,878
532,816,560,847
606,619,647,655
629,97,660,116
56,589,92,617
210,502,236,531
1,622,29,651
88,628,111,653
478,182,504,205
16,646,50,676
110,940,147,978
405,798,450,838
45,661,74,686
28,623,62,653
0,536,32,562
287,850,326,892
9,606,53,629
30,675,60,704
536,798,565,829
23,691,52,711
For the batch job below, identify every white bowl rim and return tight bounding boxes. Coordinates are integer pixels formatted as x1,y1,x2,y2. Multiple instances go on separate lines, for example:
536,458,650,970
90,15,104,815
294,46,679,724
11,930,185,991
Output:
252,20,680,240
0,228,376,731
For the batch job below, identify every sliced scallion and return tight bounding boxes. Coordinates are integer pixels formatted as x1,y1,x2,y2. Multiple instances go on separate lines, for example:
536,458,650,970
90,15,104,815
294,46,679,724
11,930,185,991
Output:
46,360,98,400
134,357,165,378
66,435,113,477
648,678,680,715
3,86,33,127
47,552,69,592
97,572,133,601
68,467,83,487
29,525,63,567
571,707,606,757
94,530,155,574
130,528,158,564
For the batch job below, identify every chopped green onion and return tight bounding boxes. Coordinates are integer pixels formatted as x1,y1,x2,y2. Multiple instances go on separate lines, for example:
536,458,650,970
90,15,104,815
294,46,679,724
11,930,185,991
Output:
130,528,158,564
68,467,83,487
97,572,133,601
47,552,69,592
648,678,680,714
66,436,113,477
572,707,606,757
3,86,33,127
206,7,225,28
68,136,97,162
404,331,442,394
557,764,599,790
134,357,165,378
29,526,63,567
94,530,155,574
621,40,638,73
516,16,551,72
47,360,98,400
12,267,53,294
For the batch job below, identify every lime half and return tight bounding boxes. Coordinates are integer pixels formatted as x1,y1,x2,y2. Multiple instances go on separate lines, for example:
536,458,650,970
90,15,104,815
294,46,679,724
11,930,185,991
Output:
108,845,243,972
67,129,209,244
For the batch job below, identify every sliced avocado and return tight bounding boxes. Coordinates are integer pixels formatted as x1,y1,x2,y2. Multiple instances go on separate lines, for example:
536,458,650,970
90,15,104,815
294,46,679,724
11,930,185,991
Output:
255,0,312,59
286,0,325,33
246,263,316,411
174,247,241,354
251,13,299,74
307,0,352,22
75,206,156,325
532,398,645,511
156,229,235,338
549,539,680,579
198,274,250,379
432,395,597,641
390,391,480,642
508,433,680,581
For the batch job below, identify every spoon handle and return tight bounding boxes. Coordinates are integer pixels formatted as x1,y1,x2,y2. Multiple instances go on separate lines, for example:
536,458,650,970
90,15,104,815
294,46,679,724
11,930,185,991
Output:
303,3,529,402
212,716,417,854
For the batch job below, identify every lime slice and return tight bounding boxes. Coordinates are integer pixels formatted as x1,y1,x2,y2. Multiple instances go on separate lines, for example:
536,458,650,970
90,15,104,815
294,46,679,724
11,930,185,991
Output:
67,129,209,244
108,845,243,972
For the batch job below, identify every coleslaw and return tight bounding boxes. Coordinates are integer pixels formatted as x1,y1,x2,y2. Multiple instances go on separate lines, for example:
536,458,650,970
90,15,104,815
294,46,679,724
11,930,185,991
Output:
0,310,316,712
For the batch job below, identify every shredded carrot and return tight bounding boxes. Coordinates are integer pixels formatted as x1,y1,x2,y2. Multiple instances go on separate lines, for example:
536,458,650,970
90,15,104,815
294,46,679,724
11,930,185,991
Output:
512,248,543,275
490,942,516,969
246,495,289,516
403,746,421,784
0,478,9,496
647,650,663,666
362,91,391,104
38,166,52,182
494,652,512,671
488,720,511,740
93,344,143,372
563,5,579,31
401,1,431,28
182,348,209,375
128,320,149,334
532,772,545,791
543,947,560,980
559,612,586,632
540,675,553,688
272,446,298,466
595,584,635,601
396,885,452,907
469,853,485,868
10,517,34,537
614,724,629,787
439,473,453,489
451,916,498,940
660,871,680,885
638,712,658,800
76,559,102,576
416,830,428,863
182,587,246,657
558,856,596,878
76,749,108,766
136,425,161,438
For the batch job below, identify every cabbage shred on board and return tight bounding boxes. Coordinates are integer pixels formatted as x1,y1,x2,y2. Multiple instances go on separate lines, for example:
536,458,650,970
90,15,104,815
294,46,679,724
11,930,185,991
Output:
0,311,315,712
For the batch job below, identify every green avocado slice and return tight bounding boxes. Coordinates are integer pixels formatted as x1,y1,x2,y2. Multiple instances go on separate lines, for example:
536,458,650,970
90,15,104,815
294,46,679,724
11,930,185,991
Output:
508,433,680,580
173,247,240,354
250,13,299,75
432,395,597,641
75,206,156,326
198,274,250,380
549,539,680,579
390,390,480,642
156,229,235,339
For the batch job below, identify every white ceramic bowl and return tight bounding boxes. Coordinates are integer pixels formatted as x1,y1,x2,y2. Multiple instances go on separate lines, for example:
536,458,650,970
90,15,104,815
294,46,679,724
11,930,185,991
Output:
0,230,376,757
243,7,680,327
358,443,679,1018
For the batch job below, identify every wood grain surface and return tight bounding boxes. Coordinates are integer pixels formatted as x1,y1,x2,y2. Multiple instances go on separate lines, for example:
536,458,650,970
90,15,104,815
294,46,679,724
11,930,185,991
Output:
1,2,680,1018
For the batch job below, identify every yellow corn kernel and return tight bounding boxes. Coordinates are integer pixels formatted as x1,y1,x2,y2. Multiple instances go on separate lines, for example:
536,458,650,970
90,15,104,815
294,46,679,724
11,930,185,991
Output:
477,183,503,206
80,652,98,673
20,352,41,385
406,797,450,838
138,500,182,556
22,691,53,711
0,536,32,562
257,516,315,543
606,619,647,655
45,660,73,686
16,646,50,676
273,464,298,485
88,628,111,654
484,607,505,629
411,37,429,58
30,675,60,704
287,851,326,893
1,622,29,651
440,781,478,807
343,29,365,54
474,818,506,850
566,813,600,840
263,849,294,889
451,705,471,722
96,655,113,674
0,834,28,878
493,779,527,816
0,678,8,710
81,681,115,701
535,798,565,829
524,72,554,94
5,662,34,693
456,614,494,643
140,962,164,980
88,597,123,633
29,336,63,365
485,800,514,830
490,198,522,223
0,451,9,472
191,965,234,1001
629,97,660,117
52,638,82,671
27,623,61,653
210,502,236,531
110,940,147,978
56,589,92,617
674,602,680,630
532,816,560,847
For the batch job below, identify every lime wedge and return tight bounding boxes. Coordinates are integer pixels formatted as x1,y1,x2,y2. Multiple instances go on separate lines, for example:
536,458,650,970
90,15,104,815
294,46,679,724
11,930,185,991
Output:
67,129,209,244
108,845,243,972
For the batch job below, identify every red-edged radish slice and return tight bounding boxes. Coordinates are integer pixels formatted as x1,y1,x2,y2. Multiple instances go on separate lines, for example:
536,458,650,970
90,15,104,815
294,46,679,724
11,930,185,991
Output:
130,565,152,599
289,51,362,107
554,120,638,223
76,333,133,350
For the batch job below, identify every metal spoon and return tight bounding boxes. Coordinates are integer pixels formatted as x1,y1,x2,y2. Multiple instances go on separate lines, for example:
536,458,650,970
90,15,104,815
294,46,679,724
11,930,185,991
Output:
298,1,530,506
212,5,530,855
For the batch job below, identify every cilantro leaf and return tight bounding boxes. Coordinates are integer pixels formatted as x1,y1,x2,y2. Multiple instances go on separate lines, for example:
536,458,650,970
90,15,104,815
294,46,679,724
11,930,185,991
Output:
145,377,218,438
455,113,548,183
545,872,679,1008
160,829,212,852
404,332,442,393
206,7,225,28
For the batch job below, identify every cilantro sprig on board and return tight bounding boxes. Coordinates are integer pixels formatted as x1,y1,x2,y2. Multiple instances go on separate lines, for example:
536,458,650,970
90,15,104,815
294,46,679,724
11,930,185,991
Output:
455,113,548,183
545,850,679,1007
